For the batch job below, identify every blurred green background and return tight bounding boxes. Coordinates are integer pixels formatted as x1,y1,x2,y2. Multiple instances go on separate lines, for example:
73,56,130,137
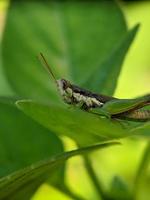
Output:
115,1,150,98
0,1,150,200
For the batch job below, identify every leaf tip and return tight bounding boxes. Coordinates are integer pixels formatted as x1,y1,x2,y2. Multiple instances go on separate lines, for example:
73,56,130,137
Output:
133,23,140,32
15,99,33,109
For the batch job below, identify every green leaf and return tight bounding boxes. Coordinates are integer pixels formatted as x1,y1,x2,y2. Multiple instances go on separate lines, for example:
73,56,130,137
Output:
16,100,130,146
0,141,119,200
0,97,64,198
82,24,139,95
2,0,127,101
108,176,132,200
130,121,150,137
1,1,140,199
0,49,13,96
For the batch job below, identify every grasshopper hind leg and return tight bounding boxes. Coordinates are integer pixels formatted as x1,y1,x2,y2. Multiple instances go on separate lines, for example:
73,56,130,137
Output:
124,109,150,122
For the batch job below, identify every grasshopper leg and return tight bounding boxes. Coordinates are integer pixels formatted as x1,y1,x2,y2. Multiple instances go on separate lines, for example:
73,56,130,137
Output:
89,107,111,119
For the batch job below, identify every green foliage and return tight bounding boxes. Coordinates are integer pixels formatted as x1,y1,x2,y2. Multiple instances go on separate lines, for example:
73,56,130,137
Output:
82,24,139,95
0,97,64,199
0,0,150,200
0,142,118,200
109,176,132,200
2,0,127,101
16,100,128,146
0,97,63,175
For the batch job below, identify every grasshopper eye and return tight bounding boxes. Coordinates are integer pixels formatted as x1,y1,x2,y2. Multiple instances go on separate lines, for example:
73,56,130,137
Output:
61,79,69,90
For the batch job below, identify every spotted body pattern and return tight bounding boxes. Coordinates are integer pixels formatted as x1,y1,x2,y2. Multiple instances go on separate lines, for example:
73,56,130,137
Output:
57,79,113,109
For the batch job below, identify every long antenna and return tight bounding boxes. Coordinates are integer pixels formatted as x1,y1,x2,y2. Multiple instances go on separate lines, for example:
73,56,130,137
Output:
38,52,57,84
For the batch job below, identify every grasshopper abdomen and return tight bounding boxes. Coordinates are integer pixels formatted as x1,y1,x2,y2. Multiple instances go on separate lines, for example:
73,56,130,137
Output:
114,109,150,122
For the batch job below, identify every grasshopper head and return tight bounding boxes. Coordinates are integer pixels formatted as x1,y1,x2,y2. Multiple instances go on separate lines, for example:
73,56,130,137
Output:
57,79,73,104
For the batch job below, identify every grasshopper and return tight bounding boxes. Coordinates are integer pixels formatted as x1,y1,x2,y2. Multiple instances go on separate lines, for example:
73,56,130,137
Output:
39,53,150,122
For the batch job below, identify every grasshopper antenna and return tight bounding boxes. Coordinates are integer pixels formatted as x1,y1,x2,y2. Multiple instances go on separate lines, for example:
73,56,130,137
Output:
38,52,57,84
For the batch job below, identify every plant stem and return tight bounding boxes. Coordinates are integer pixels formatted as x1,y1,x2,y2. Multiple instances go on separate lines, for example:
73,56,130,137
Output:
133,141,150,196
83,154,107,200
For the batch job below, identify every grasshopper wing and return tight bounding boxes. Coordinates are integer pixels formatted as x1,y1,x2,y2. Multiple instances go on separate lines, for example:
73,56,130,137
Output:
102,95,150,115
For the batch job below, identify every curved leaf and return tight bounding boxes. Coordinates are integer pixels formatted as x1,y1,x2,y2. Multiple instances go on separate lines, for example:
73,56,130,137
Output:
0,97,64,198
0,141,119,200
82,24,139,95
16,100,130,146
